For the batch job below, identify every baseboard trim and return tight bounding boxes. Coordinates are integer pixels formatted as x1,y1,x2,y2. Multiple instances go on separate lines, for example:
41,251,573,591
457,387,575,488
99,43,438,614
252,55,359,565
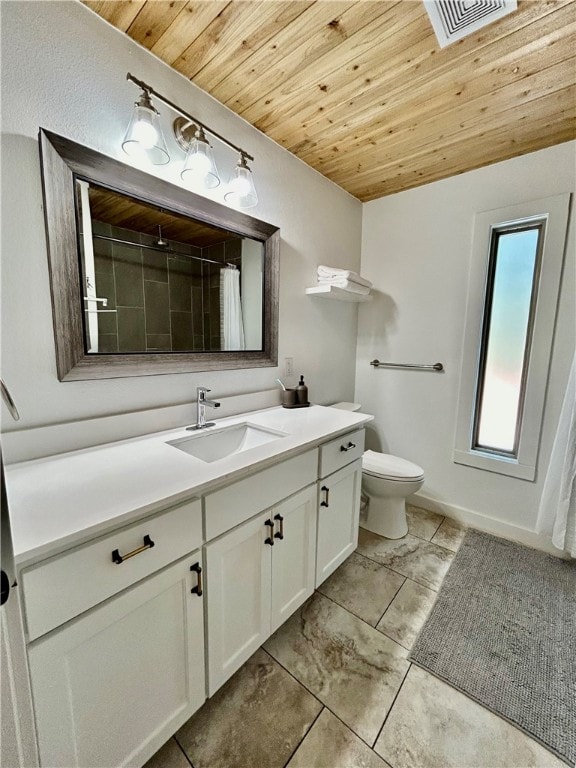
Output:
411,492,565,557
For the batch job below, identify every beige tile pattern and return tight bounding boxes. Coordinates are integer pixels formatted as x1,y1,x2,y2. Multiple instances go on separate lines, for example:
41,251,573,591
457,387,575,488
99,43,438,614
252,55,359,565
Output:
376,578,437,650
287,708,392,768
375,665,567,768
176,648,321,768
357,529,454,590
264,592,410,745
143,738,190,768
406,505,444,541
143,507,562,768
317,551,405,626
431,516,467,552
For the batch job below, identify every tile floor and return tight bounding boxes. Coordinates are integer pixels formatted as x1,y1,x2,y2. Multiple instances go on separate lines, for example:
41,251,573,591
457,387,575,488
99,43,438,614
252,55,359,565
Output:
145,506,565,768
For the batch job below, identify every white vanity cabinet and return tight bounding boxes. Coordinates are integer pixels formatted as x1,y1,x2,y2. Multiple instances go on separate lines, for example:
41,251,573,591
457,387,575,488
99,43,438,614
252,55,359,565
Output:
205,484,317,695
270,487,317,633
316,428,364,586
13,415,368,768
22,501,206,768
28,556,205,768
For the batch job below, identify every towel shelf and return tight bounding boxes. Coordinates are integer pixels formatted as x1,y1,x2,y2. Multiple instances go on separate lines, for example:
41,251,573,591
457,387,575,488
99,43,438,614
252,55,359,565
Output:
370,360,444,372
305,286,372,303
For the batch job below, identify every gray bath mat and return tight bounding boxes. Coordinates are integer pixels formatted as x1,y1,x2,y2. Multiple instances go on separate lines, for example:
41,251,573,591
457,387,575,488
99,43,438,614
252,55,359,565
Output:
409,529,576,766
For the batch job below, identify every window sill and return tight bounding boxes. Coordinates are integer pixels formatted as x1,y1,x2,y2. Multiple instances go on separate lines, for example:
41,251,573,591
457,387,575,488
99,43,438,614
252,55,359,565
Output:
453,449,536,481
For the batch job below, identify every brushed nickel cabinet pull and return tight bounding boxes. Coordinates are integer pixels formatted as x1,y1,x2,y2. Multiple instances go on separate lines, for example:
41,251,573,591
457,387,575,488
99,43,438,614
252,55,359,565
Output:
265,519,275,545
111,534,155,565
190,562,203,597
340,441,356,452
274,514,284,540
321,486,330,507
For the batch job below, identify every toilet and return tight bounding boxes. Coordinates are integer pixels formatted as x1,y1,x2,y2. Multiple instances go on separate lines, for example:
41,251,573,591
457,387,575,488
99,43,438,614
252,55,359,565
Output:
361,450,424,539
330,402,425,539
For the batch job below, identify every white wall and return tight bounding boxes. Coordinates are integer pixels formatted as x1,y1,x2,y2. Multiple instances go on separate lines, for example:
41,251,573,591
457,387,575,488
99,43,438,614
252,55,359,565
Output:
0,1,362,458
356,143,575,543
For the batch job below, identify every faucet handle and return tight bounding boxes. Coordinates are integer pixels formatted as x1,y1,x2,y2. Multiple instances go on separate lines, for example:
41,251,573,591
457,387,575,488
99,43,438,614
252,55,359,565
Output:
197,386,210,398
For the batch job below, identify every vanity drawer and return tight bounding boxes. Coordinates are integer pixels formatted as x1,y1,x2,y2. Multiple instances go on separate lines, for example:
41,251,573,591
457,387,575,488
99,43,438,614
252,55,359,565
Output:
22,499,202,641
204,449,318,541
320,429,365,478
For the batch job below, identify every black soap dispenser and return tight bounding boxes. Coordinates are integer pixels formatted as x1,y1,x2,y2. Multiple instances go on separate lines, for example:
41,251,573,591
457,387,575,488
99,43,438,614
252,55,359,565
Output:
296,375,309,405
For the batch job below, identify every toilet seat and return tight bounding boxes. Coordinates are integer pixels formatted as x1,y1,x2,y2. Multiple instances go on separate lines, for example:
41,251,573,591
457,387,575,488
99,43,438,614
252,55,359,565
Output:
362,450,424,481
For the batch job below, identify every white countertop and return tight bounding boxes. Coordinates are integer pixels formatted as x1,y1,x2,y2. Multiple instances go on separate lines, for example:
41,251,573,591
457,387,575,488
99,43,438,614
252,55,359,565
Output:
5,405,372,568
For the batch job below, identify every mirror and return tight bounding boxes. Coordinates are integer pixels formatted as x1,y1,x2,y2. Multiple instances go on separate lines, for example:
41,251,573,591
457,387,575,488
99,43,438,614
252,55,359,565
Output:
77,182,264,355
39,129,279,381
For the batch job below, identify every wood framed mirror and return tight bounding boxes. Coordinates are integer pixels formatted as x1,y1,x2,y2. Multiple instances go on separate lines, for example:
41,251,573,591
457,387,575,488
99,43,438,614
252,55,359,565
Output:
39,129,279,381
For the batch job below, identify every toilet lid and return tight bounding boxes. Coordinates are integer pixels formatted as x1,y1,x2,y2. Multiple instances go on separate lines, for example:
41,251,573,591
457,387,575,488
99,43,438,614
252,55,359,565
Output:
362,450,424,480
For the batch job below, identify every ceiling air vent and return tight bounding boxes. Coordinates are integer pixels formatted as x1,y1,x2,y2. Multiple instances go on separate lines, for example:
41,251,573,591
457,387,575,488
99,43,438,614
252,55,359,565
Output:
423,0,517,48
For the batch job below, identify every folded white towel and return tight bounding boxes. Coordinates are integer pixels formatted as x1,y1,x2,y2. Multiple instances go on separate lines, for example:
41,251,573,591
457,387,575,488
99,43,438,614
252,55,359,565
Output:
317,265,372,289
318,264,350,278
317,277,371,295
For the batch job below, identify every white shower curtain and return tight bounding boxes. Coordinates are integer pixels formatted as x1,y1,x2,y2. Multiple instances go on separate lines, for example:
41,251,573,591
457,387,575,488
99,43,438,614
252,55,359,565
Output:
220,267,245,351
79,180,99,352
537,351,576,557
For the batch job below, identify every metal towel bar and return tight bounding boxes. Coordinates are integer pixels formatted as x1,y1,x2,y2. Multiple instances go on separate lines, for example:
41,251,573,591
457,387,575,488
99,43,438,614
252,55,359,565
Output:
370,360,444,372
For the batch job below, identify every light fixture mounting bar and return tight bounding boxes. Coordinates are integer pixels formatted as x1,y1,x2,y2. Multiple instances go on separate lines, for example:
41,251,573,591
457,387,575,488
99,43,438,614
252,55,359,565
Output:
126,73,254,162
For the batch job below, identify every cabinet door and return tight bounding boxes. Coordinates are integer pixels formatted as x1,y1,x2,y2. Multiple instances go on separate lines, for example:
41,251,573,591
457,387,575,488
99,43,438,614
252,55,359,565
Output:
205,512,272,696
270,486,317,634
28,556,205,768
1,585,38,768
316,459,362,587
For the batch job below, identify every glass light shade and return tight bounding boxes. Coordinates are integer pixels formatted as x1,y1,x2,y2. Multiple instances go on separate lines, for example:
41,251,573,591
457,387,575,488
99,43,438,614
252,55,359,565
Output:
122,99,169,166
224,158,258,209
181,129,220,189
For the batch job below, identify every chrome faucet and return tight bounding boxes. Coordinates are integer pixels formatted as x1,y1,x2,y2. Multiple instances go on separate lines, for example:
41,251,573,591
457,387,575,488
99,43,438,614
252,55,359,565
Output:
188,387,220,430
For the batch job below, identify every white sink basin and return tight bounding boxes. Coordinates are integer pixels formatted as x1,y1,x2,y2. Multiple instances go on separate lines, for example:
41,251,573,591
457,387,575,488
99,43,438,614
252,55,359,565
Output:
167,422,288,463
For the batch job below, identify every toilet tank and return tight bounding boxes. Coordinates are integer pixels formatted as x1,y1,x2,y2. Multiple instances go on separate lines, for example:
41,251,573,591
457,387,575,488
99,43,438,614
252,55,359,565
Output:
330,402,362,412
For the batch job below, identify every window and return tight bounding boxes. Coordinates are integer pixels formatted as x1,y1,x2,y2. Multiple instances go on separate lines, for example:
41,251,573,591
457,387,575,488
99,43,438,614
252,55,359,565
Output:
473,223,543,456
454,195,570,480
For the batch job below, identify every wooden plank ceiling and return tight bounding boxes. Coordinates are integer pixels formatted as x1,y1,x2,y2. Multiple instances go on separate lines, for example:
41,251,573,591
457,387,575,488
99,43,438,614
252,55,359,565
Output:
83,0,576,201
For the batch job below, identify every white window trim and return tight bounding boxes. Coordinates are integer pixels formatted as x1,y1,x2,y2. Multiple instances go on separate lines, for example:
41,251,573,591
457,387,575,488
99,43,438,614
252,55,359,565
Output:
454,194,571,480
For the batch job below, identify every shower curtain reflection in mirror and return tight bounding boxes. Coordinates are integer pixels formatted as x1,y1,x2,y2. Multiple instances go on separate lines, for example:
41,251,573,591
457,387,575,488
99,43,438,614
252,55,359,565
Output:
78,180,101,353
220,266,245,351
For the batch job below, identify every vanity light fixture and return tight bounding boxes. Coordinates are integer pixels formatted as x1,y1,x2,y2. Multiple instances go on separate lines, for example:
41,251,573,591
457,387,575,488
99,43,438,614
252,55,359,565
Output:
121,84,169,165
179,124,220,190
123,73,258,208
224,153,258,209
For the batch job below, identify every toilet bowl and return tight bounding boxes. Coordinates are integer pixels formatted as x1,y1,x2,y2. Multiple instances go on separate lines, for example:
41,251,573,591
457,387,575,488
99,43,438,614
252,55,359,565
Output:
361,451,424,538
329,403,425,538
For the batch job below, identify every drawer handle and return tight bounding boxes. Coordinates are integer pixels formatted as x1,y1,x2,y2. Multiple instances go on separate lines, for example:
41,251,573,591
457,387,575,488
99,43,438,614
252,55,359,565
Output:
265,519,275,546
321,485,330,508
111,534,155,565
340,441,356,452
274,514,284,540
190,562,203,597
